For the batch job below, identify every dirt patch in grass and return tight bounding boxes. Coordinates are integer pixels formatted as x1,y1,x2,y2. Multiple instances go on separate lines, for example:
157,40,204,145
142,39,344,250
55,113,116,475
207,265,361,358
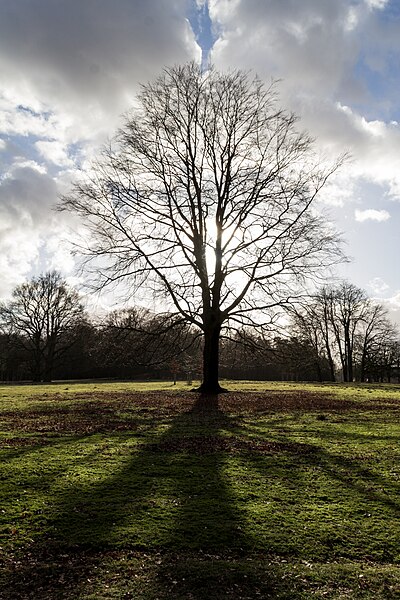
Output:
1,402,141,435
0,546,97,600
2,548,399,600
219,391,400,413
0,436,53,449
1,389,397,436
147,435,316,455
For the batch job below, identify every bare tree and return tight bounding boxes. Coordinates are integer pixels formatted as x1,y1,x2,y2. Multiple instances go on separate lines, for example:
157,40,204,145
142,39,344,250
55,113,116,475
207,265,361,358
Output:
357,304,398,382
327,282,372,382
0,271,85,381
293,282,399,383
60,63,344,393
98,306,200,370
292,295,337,382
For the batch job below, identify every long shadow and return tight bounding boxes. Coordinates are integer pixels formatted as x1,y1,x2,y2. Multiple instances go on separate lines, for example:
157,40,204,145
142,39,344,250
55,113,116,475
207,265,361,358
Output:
3,391,400,598
1,394,296,599
232,418,399,563
4,390,398,598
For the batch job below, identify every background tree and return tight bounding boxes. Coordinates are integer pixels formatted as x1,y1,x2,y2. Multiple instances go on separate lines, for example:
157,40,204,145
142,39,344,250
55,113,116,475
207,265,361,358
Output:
0,271,85,381
327,282,370,382
0,331,30,381
294,283,368,382
292,281,399,382
97,307,200,378
219,329,274,381
61,62,344,393
51,319,99,381
357,303,397,382
291,296,337,381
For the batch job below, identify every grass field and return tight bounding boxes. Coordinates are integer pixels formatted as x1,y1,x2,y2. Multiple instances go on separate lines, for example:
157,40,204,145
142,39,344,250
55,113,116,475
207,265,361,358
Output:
0,380,399,599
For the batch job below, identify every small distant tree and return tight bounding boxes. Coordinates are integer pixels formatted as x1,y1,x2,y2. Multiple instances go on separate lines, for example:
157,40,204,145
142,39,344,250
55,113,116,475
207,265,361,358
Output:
60,62,344,393
0,271,85,381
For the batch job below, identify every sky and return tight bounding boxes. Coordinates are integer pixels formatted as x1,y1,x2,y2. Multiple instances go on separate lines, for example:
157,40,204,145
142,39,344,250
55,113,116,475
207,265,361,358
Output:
0,0,399,319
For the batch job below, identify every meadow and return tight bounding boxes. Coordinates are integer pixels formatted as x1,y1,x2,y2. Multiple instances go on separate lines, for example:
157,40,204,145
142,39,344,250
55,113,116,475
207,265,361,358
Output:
0,380,399,599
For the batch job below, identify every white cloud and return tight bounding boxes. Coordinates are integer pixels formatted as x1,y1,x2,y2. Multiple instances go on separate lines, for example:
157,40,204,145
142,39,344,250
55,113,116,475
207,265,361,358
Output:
0,94,70,140
35,140,74,167
381,291,400,327
355,208,390,222
0,164,75,296
0,1,200,145
387,291,400,310
0,0,399,307
365,0,389,10
318,173,357,207
209,0,400,201
0,229,41,297
368,276,389,294
44,233,77,274
0,0,203,298
7,159,47,175
210,0,362,98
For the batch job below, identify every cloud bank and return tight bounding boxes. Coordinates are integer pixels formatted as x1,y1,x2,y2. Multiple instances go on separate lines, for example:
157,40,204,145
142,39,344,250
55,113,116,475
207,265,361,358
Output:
0,0,399,309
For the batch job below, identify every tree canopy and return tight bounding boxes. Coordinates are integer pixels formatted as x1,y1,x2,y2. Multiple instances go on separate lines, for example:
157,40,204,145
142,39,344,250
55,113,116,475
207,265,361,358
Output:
61,62,344,392
0,271,85,381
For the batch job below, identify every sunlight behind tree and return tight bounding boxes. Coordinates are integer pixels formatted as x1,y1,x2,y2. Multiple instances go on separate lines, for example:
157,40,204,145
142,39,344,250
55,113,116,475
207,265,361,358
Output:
60,62,345,392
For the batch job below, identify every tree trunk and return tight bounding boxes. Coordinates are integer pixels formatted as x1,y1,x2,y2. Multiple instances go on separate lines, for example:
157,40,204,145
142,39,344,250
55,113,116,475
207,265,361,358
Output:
196,322,226,394
347,349,353,382
360,346,367,382
32,349,42,382
328,360,336,382
43,339,56,382
341,357,348,382
345,327,353,382
315,360,323,382
43,365,53,382
323,337,336,381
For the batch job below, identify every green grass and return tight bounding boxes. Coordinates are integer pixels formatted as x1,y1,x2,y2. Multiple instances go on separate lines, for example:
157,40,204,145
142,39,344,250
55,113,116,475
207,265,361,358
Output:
0,380,399,599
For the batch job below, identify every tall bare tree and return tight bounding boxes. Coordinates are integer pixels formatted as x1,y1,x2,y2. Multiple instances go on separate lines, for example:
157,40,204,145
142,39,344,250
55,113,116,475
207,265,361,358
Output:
357,304,398,382
328,282,372,382
0,271,85,381
292,294,337,382
60,63,344,392
293,282,399,382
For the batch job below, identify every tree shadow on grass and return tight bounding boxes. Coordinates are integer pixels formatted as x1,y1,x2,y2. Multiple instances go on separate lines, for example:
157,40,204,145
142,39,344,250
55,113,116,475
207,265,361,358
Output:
2,392,398,599
0,394,302,600
230,416,399,564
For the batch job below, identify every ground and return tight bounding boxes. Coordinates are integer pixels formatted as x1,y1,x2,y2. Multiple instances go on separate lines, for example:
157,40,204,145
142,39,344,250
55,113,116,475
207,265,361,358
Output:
0,380,399,599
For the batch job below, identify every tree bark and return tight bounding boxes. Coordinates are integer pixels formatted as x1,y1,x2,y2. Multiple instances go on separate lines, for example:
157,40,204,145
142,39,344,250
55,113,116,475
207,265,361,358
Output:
32,343,42,382
360,345,367,382
196,322,227,394
43,360,54,382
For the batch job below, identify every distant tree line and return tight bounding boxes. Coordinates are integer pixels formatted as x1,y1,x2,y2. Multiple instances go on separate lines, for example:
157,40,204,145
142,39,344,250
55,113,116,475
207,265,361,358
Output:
0,272,398,383
291,282,400,383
